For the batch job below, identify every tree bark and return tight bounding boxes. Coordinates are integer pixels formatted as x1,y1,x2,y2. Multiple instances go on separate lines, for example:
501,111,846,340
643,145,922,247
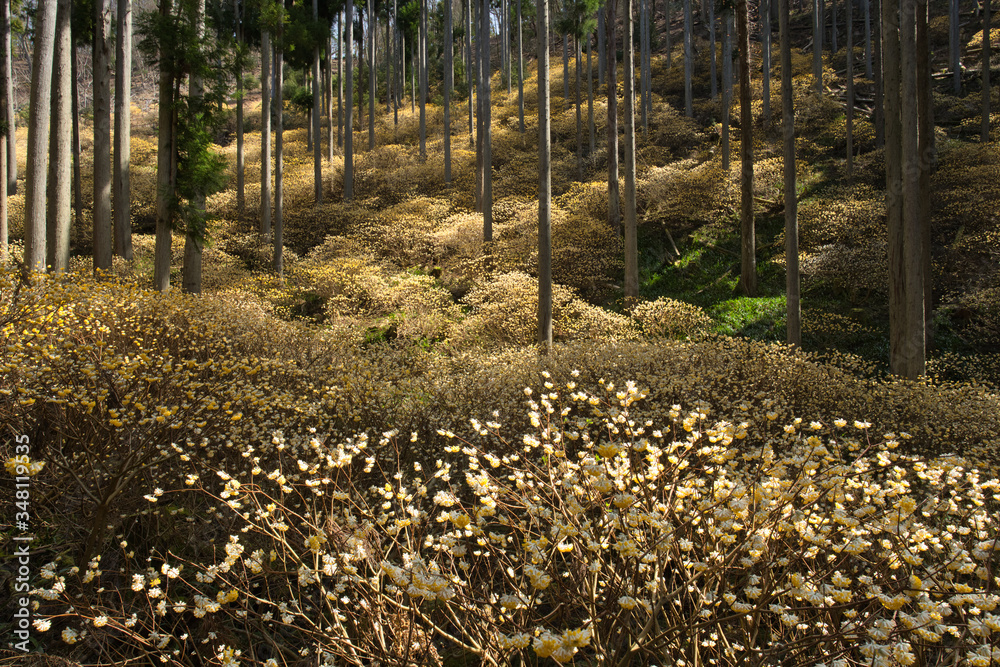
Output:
918,0,933,342
874,0,883,147
538,0,552,351
3,0,14,196
481,0,493,243
709,0,717,99
114,0,133,261
723,10,732,170
154,0,174,291
47,0,72,273
737,0,756,296
762,0,772,121
901,0,924,376
781,0,801,345
519,0,525,133
576,36,583,178
951,0,961,92
275,17,285,276
864,0,873,78
588,29,595,155
445,0,453,182
313,0,323,203
983,0,991,142
846,0,854,179
468,0,474,141
345,1,354,201
23,0,57,274
623,0,638,298
0,0,6,262
419,0,427,160
368,0,375,150
261,30,272,232
338,11,343,148
237,0,246,218
93,0,113,272
684,0,693,115
182,0,206,294
814,0,824,90
607,0,620,233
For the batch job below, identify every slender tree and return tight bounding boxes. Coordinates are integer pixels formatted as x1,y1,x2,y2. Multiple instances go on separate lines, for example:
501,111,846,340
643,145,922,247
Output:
518,0,525,133
345,0,354,199
327,21,335,161
467,0,474,140
313,0,323,203
623,0,638,298
737,0,755,296
665,0,671,68
94,0,114,272
262,28,273,232
864,0,873,78
114,0,133,260
445,0,453,182
481,0,493,243
813,0,823,90
983,0,991,142
684,0,693,115
846,0,854,179
3,0,13,196
338,10,343,147
23,0,57,274
154,0,175,290
874,0,883,147
237,0,246,218
0,0,6,262
722,8,732,170
831,0,838,53
709,0,717,99
762,0,771,120
275,7,285,276
72,16,82,237
607,0,620,233
564,29,570,110
918,0,933,337
951,0,960,92
538,0,552,351
368,0,375,150
587,25,594,155
781,0,800,345
902,0,924,375
48,0,73,273
419,0,427,160
182,0,207,294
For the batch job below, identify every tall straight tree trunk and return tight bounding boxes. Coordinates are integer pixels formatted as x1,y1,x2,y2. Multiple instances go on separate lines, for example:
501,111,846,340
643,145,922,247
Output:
475,0,484,208
237,0,246,218
723,10,732,170
481,0,493,243
93,0,113,272
445,0,453,182
411,35,416,114
328,30,335,161
394,0,400,125
576,36,583,178
183,0,206,294
864,0,873,78
684,0,693,115
623,0,638,298
538,0,552,350
665,0,672,68
901,0,924,376
113,0,132,260
3,0,13,196
0,0,6,262
874,0,883,147
468,0,474,141
640,0,647,131
47,0,72,273
345,1,354,200
737,0,756,296
781,0,800,345
709,0,717,99
368,0,375,150
607,0,620,233
313,0,323,203
154,0,174,291
588,30,595,155
419,0,427,160
762,0,772,120
983,0,991,142
598,9,606,84
518,0,525,133
24,0,56,273
275,19,284,276
261,30,272,233
832,0,838,53
643,0,651,128
564,32,570,110
846,0,854,179
338,11,343,147
884,0,906,375
918,0,933,339
386,5,392,113
72,31,83,236
813,0,824,90
951,0,961,92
